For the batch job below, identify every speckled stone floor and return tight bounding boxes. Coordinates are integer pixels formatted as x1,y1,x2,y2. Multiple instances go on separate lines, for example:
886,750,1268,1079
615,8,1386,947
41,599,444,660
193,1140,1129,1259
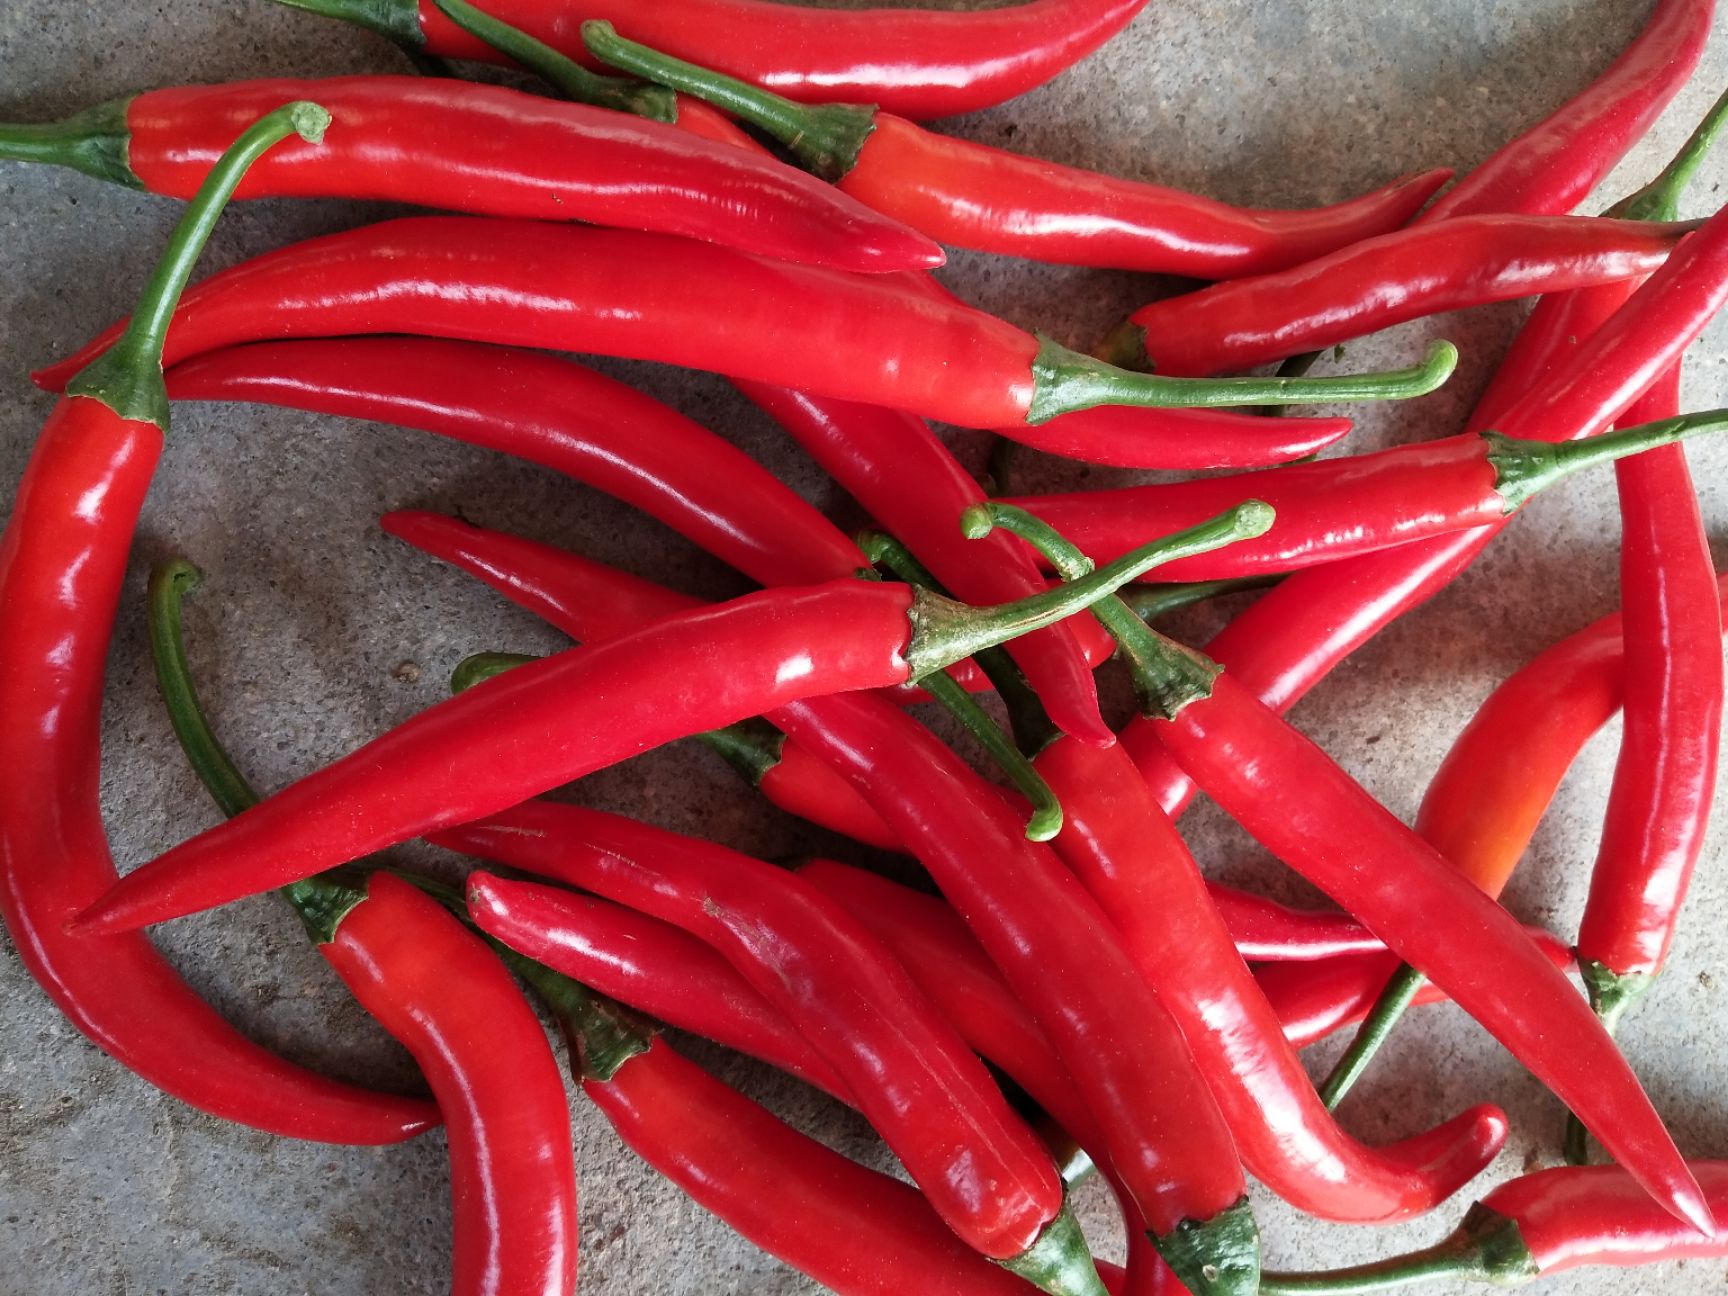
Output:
2,2,1726,1292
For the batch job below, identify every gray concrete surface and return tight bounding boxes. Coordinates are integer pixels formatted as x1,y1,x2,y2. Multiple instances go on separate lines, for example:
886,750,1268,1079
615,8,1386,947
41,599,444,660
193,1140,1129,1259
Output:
1,1,1726,1292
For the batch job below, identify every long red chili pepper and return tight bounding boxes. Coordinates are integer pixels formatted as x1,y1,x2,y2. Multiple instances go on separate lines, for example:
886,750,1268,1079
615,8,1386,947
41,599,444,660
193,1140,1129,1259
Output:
1259,1162,1728,1292
1125,198,1728,819
71,513,1237,936
971,504,1713,1237
0,101,434,1146
583,22,1451,280
1415,0,1712,225
35,216,1459,429
0,77,944,274
1100,213,1695,377
1004,411,1728,577
445,808,1097,1293
278,0,1147,120
147,573,575,1295
518,965,1088,1296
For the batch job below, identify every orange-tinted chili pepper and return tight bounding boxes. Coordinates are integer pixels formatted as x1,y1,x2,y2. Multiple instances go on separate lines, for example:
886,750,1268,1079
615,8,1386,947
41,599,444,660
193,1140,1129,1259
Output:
280,0,1148,120
36,217,1458,429
0,77,942,274
583,22,1450,280
0,102,434,1145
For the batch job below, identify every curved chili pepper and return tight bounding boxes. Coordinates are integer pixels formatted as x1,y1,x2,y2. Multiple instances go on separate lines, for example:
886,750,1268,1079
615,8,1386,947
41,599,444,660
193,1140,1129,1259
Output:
319,873,579,1296
1259,1162,1728,1293
1006,411,1728,577
36,217,1459,428
278,0,1147,121
970,504,1713,1238
1416,0,1712,224
0,78,943,274
0,102,433,1145
521,966,1090,1296
71,515,1223,936
1211,890,1380,962
584,22,1451,280
443,808,1093,1292
147,571,573,1294
1101,213,1695,377
1125,198,1728,819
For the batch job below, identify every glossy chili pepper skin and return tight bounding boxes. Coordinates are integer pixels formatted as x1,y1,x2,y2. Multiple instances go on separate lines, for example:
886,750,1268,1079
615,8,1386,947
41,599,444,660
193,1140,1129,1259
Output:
1030,734,1506,1224
320,873,577,1296
1109,214,1693,377
449,809,1071,1268
0,78,943,273
379,0,1149,120
38,216,1457,429
1212,891,1379,962
1140,668,1710,1236
1126,201,1728,817
771,693,1257,1296
997,401,1353,472
0,396,435,1144
1416,0,1712,225
1579,373,1724,983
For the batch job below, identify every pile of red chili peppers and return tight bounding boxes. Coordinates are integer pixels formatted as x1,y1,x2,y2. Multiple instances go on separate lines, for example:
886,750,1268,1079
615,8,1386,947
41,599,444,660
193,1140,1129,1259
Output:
1,1,1727,1293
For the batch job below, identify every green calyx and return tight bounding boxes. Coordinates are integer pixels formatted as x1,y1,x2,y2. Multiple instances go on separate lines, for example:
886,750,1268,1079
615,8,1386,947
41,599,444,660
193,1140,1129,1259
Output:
1119,575,1283,626
1609,84,1728,223
65,101,328,431
1152,1197,1262,1296
696,717,787,788
1318,962,1427,1110
145,556,365,945
0,98,139,188
1000,1202,1110,1296
581,19,875,182
1487,408,1728,513
428,0,676,123
1563,961,1657,1164
503,946,655,1081
450,650,537,694
1259,1209,1536,1293
272,0,425,50
1027,337,1457,425
962,502,1268,720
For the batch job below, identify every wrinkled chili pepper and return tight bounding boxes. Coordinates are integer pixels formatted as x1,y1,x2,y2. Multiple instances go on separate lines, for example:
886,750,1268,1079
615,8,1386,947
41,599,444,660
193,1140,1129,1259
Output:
1259,1162,1728,1293
1005,411,1728,577
37,217,1459,429
969,503,1713,1237
1416,0,1712,225
1100,213,1696,377
276,0,1148,120
147,568,575,1295
1125,198,1728,819
0,101,434,1145
516,959,1093,1296
0,77,943,274
71,516,1219,935
583,21,1451,280
445,807,1098,1294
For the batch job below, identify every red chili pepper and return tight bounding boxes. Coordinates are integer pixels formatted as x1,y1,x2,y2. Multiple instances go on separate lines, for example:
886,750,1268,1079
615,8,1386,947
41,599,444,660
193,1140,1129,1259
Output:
1023,732,1507,1224
0,77,943,274
71,515,1219,935
36,216,1459,429
281,0,1148,120
583,21,1450,280
1415,0,1712,225
972,505,1713,1238
521,966,1089,1296
319,873,579,1296
1004,410,1727,577
1210,890,1381,963
1101,213,1695,377
443,809,1095,1292
0,102,434,1145
1259,1162,1728,1293
1125,198,1728,819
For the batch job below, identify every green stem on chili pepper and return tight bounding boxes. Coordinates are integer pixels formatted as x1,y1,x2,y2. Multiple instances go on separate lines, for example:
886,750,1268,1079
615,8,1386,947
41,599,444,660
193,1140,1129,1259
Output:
1257,1214,1536,1293
428,0,676,121
1484,412,1728,512
1562,961,1657,1166
1119,576,1283,626
1317,964,1425,1109
273,0,425,49
0,100,138,187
